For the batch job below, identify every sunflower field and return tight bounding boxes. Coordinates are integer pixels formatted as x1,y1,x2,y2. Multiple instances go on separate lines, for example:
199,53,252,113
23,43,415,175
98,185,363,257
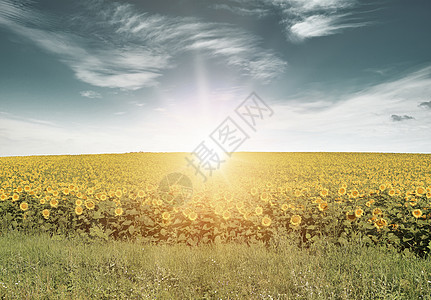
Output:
1,152,430,255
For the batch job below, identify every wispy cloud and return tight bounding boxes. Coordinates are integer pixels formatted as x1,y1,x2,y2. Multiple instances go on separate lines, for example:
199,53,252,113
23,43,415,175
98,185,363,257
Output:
288,14,368,41
0,0,286,90
211,4,270,18
208,0,372,42
80,90,102,99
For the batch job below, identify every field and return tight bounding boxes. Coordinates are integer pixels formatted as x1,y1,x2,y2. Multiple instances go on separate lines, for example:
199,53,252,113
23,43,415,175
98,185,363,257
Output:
1,152,431,298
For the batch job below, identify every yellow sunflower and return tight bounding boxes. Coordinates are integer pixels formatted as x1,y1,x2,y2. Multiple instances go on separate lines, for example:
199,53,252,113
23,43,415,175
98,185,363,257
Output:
75,206,83,215
262,216,272,227
162,211,171,220
42,209,50,219
114,207,123,216
255,206,263,216
338,187,346,196
372,207,383,216
188,211,198,221
412,209,422,218
20,202,29,211
222,210,231,220
50,198,59,208
290,215,302,226
85,200,95,210
374,218,388,230
318,201,328,212
320,189,329,197
354,207,364,218
260,192,269,202
416,187,425,195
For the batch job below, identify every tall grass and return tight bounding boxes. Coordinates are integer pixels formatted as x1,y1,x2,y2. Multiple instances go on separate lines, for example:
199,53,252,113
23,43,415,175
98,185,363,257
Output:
0,232,430,299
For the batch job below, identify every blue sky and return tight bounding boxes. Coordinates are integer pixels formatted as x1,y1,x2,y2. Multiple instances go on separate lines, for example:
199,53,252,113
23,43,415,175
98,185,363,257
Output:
0,0,430,156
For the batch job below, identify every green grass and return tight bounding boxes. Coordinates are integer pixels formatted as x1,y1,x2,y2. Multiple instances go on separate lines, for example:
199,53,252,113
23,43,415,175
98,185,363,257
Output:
1,233,431,299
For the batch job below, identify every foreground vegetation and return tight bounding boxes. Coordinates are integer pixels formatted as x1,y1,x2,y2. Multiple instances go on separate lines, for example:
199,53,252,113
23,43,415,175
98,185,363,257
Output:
0,232,430,299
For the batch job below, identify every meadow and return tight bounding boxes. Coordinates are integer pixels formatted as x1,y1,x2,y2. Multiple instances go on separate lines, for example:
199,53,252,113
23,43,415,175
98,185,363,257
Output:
1,152,431,298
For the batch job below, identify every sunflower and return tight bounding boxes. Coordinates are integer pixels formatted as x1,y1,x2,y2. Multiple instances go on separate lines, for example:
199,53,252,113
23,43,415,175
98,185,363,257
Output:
42,209,50,219
114,207,123,216
100,194,107,201
260,192,269,202
162,211,171,220
412,209,422,218
236,202,245,211
255,206,263,216
161,219,171,227
214,205,223,215
85,200,95,210
222,210,231,220
50,198,59,208
24,186,30,192
20,202,29,211
188,211,198,221
262,216,272,227
146,184,155,192
12,193,19,201
320,189,329,197
388,189,396,196
75,206,83,215
0,194,7,201
115,190,122,198
372,207,383,216
40,198,46,205
374,218,388,230
313,197,323,204
318,201,328,212
354,207,364,218
379,184,386,191
281,203,289,211
427,192,431,199
75,199,83,206
294,190,302,197
416,187,425,195
346,211,356,221
138,190,146,198
290,215,302,226
63,188,70,195
350,190,359,198
250,187,258,196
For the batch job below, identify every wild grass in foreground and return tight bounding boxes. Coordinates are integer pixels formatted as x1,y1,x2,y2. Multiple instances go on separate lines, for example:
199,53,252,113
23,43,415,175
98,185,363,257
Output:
0,233,431,299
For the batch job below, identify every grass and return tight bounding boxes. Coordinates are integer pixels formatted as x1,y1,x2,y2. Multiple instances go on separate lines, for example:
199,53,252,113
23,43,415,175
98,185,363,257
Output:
1,232,431,299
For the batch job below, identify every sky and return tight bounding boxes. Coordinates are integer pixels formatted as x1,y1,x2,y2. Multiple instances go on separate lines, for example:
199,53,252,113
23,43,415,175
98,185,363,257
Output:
0,0,430,156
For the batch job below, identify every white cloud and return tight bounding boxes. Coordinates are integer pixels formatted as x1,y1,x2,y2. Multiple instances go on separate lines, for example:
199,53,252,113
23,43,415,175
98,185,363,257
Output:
209,0,371,42
80,90,102,99
288,14,367,41
0,0,286,90
211,4,270,17
261,66,431,152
